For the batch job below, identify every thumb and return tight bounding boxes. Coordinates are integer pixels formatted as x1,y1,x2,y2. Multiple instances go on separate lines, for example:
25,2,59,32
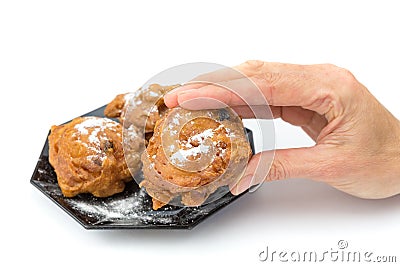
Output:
230,147,324,195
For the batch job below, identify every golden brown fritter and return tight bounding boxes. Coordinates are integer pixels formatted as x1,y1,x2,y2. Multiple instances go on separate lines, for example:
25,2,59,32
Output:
104,84,180,178
140,107,252,210
48,117,132,197
104,84,179,132
104,93,126,118
147,117,231,187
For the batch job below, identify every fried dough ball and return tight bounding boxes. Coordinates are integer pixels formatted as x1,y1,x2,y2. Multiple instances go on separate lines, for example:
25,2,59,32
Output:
48,117,132,197
104,84,179,132
104,84,180,177
140,107,252,210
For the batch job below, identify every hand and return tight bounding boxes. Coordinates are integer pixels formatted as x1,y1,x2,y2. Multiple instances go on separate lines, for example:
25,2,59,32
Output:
164,60,400,199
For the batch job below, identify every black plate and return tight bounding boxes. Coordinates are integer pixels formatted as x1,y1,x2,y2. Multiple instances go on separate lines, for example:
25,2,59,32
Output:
31,105,254,230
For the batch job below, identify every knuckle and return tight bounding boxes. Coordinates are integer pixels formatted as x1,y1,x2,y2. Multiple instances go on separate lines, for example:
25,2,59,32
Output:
261,71,282,85
322,64,358,88
242,60,265,73
251,72,281,106
319,64,361,103
244,59,265,68
267,159,288,181
321,63,339,71
337,68,357,88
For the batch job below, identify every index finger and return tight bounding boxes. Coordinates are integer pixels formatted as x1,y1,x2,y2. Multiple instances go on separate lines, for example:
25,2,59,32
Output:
164,61,311,107
164,62,343,118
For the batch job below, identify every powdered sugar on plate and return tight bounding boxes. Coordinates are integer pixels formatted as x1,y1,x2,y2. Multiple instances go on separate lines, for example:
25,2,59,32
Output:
64,187,178,225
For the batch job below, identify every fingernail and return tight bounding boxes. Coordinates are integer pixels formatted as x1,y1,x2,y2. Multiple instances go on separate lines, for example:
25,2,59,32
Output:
180,83,200,90
164,88,178,97
249,183,262,193
177,89,197,96
249,175,264,193
168,84,195,95
233,174,253,195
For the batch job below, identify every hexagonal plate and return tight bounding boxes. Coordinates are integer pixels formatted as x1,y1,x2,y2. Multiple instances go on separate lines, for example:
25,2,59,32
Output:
30,105,253,229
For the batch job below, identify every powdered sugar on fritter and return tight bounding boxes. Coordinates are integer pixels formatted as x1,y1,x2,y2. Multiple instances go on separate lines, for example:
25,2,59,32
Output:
74,117,118,135
73,117,120,161
170,125,227,164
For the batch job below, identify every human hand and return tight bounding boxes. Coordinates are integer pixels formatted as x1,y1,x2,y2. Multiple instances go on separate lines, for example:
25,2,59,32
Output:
164,60,400,199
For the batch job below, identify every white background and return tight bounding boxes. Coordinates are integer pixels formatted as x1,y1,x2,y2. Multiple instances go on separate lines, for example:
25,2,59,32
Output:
1,0,399,266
